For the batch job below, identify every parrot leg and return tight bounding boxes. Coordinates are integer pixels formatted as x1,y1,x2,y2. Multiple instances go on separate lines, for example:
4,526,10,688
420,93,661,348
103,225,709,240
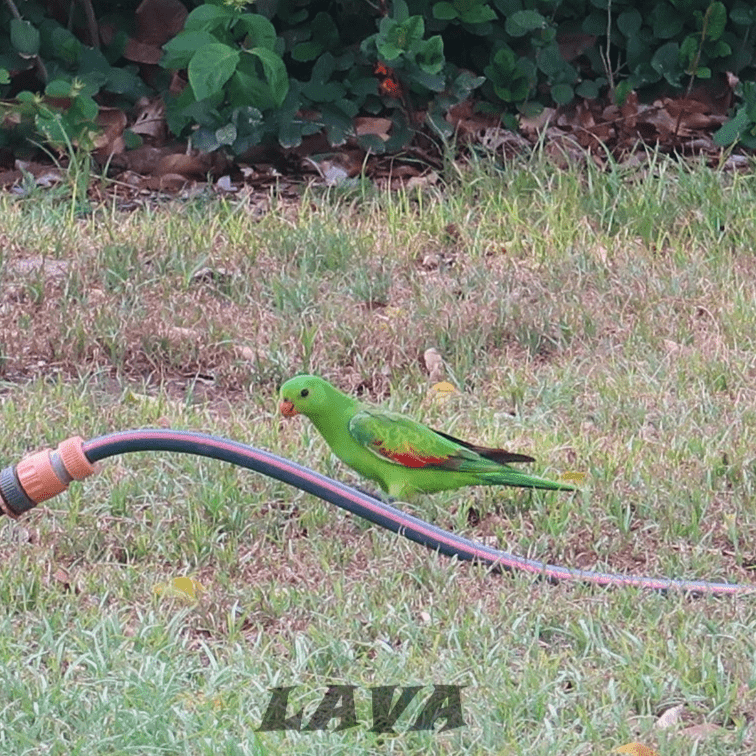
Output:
352,484,397,505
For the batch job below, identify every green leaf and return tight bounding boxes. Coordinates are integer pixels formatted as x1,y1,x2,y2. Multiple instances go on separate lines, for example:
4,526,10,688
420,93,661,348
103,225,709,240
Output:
731,7,756,26
123,129,142,149
106,66,150,97
228,61,269,110
0,68,9,85
575,80,600,99
45,79,73,98
303,56,344,103
234,13,277,50
247,47,289,108
192,126,223,152
451,70,485,99
680,34,698,66
409,68,446,92
78,46,112,84
433,2,459,20
232,104,262,131
349,75,379,98
321,102,355,146
184,4,234,33
617,9,642,38
392,0,410,22
293,41,324,62
311,52,336,83
418,35,444,74
712,40,731,58
713,107,749,146
303,81,345,102
358,133,388,153
626,33,651,68
162,31,219,70
650,41,682,85
492,79,529,102
705,2,727,41
231,105,263,153
215,122,237,146
427,106,454,137
11,19,40,56
485,46,516,85
614,79,634,105
581,12,607,36
35,112,68,145
188,43,240,101
537,43,568,76
551,83,573,104
400,16,425,46
651,3,684,39
486,47,531,102
278,120,303,148
506,10,546,37
378,44,403,60
310,11,340,50
335,50,356,71
50,27,82,65
458,4,497,24
493,0,521,11
71,94,98,121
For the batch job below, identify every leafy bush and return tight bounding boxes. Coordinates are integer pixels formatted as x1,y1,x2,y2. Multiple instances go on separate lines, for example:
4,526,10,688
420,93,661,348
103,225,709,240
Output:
0,0,755,155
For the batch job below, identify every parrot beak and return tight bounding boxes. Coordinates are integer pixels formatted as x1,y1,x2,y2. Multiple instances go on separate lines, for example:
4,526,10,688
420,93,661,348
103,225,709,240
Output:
280,399,298,417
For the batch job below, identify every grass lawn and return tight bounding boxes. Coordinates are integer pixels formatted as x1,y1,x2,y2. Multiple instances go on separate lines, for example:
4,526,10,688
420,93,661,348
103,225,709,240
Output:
1,151,756,754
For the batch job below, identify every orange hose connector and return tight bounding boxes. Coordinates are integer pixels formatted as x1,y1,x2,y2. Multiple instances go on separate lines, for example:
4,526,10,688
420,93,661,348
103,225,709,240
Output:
0,436,98,517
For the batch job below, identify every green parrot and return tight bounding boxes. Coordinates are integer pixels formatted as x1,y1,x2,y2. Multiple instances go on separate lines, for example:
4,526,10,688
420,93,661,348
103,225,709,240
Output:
279,374,576,500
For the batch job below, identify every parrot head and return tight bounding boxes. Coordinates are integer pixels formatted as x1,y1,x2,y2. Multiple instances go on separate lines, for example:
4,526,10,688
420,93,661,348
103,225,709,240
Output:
279,375,330,419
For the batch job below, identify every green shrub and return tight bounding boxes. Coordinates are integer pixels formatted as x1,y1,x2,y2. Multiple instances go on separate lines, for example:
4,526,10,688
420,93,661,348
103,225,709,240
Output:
0,0,755,154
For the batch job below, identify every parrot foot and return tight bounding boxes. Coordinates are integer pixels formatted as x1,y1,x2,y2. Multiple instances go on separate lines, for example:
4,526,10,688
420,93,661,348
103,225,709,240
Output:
352,484,396,505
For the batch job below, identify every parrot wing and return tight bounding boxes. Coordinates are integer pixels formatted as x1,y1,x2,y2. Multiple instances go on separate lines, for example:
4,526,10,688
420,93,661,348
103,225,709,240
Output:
348,409,534,471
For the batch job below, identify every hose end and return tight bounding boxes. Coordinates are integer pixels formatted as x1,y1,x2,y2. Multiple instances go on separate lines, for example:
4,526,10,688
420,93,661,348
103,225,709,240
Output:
0,436,98,518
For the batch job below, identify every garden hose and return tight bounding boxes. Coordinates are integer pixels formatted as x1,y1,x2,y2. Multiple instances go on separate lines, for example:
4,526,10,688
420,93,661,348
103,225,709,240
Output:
0,428,751,596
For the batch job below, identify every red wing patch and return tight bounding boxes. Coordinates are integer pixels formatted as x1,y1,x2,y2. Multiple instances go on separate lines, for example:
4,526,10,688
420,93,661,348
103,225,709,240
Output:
372,439,449,469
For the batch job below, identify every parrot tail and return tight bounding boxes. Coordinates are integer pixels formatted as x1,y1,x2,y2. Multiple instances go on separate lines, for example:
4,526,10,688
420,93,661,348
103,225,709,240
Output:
480,471,577,492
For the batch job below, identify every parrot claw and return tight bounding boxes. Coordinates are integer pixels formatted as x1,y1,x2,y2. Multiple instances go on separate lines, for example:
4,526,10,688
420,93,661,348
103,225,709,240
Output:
352,484,396,505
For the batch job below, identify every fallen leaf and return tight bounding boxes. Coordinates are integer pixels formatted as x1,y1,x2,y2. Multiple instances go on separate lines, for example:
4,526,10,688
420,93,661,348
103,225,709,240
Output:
156,153,212,179
53,567,71,587
679,722,726,739
406,171,439,190
190,266,234,285
146,172,191,192
613,743,659,756
216,175,236,192
93,107,127,159
428,381,458,403
154,576,204,602
234,344,256,361
430,381,456,394
423,347,445,382
559,471,588,484
354,117,392,139
655,703,685,729
165,326,201,341
131,97,167,141
124,0,188,63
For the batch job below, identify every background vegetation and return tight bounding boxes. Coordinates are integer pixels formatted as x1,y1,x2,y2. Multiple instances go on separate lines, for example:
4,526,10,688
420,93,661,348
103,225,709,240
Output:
1,0,756,156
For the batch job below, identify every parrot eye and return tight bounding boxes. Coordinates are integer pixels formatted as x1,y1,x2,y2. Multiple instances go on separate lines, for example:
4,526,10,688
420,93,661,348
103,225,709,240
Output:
300,388,309,398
